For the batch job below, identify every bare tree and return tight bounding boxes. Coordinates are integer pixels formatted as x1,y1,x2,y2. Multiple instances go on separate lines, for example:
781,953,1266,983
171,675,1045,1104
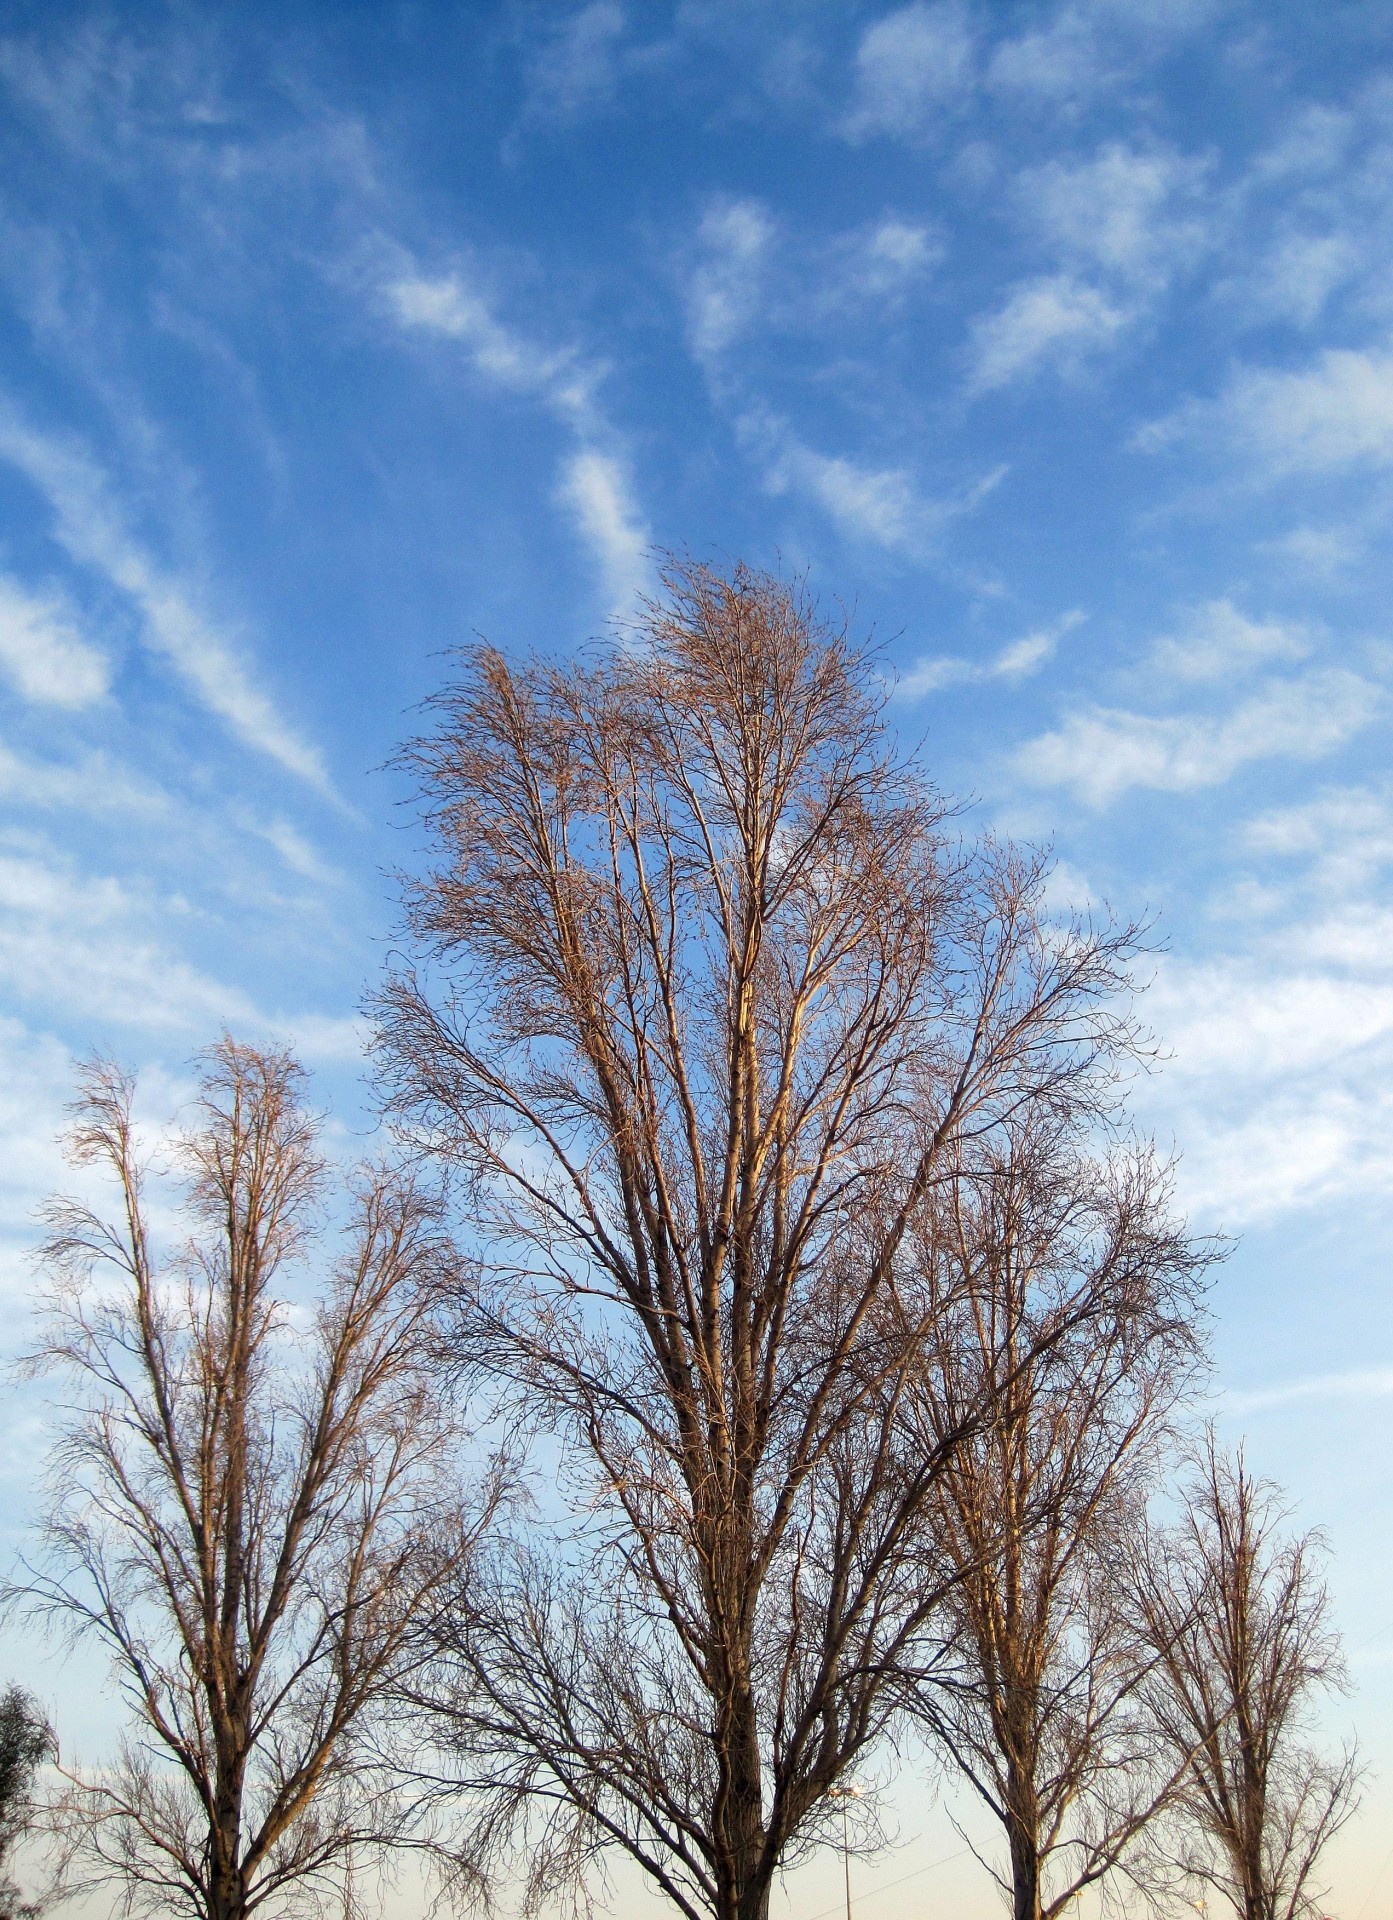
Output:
20,1040,493,1920
1135,1436,1359,1920
901,1115,1210,1920
373,556,1146,1920
0,1688,55,1920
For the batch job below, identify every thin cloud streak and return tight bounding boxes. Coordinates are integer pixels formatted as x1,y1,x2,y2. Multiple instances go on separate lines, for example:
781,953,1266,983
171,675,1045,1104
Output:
899,610,1084,697
555,449,653,612
1225,1368,1393,1416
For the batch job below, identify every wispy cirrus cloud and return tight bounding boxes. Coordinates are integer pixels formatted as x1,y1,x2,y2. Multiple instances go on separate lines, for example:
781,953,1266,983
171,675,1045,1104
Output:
758,428,924,551
0,841,262,1035
1243,785,1393,887
684,197,940,366
1137,942,1393,1222
0,834,362,1064
0,744,167,819
0,414,333,794
0,574,109,706
1241,231,1360,330
986,0,1220,105
677,196,952,554
1126,779,1393,1222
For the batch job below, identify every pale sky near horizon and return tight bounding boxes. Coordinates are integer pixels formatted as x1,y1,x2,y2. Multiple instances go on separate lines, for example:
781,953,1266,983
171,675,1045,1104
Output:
0,2,1392,1915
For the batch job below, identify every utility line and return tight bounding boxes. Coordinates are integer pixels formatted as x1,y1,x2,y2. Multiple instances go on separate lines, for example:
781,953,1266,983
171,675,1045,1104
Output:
801,1845,972,1920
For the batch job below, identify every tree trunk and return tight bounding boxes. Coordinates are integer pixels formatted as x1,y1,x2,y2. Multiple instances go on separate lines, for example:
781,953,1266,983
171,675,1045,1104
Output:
720,1676,769,1920
1009,1820,1042,1920
208,1772,246,1920
208,1861,247,1920
736,1879,772,1920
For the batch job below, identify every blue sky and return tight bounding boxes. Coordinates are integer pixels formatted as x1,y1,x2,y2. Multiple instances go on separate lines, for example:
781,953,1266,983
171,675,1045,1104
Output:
3,1,1393,1913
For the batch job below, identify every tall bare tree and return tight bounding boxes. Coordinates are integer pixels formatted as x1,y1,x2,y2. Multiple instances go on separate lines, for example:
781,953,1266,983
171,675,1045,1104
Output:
374,556,1145,1920
21,1041,492,1920
1135,1437,1359,1920
901,1115,1210,1920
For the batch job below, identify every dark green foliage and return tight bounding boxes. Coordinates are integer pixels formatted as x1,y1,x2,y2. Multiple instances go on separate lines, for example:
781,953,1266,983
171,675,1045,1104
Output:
0,1685,53,1920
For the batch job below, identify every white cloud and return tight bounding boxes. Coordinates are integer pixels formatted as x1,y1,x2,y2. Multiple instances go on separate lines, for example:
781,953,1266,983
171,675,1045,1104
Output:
685,205,939,358
1140,955,1393,1220
744,410,995,556
252,818,341,886
382,253,651,618
1023,143,1210,285
840,3,975,143
897,655,974,696
276,1011,368,1066
1249,103,1354,184
0,1014,82,1251
1243,786,1393,887
987,7,1104,98
386,271,591,414
685,200,774,363
816,218,943,312
774,445,922,550
1144,346,1393,475
995,617,1078,679
1117,782,1393,1222
0,843,260,1034
1264,523,1360,575
899,609,1084,697
1153,960,1393,1083
864,219,937,281
1247,231,1359,329
967,143,1210,394
0,838,358,1061
1230,347,1393,472
967,274,1125,391
522,2,627,123
995,634,1052,680
0,576,109,707
987,0,1220,104
0,416,332,793
1017,669,1379,806
1151,600,1311,683
556,449,651,611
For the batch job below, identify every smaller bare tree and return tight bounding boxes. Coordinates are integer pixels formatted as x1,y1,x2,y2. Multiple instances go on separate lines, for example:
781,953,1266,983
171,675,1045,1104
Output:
1135,1436,1359,1920
901,1117,1211,1920
19,1040,494,1920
